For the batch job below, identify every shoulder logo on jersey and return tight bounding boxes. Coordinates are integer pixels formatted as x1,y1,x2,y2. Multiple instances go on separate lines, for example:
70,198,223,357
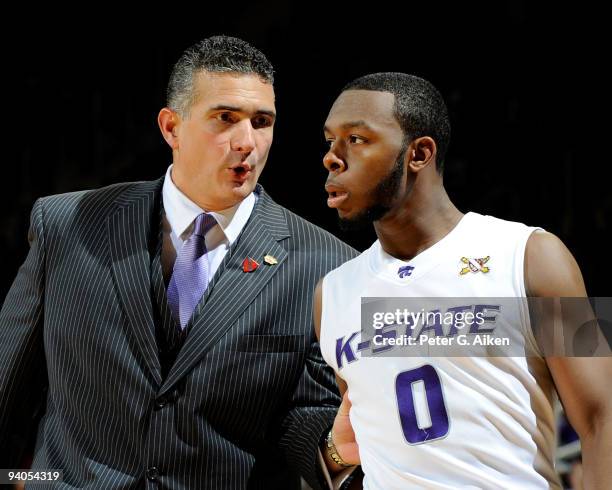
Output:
459,256,490,275
398,265,415,278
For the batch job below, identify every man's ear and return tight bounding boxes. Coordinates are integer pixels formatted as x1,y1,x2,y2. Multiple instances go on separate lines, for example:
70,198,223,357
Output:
158,107,180,149
407,136,437,173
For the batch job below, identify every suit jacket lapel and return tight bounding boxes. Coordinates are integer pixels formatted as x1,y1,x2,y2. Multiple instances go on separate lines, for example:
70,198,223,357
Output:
108,177,164,387
159,186,290,395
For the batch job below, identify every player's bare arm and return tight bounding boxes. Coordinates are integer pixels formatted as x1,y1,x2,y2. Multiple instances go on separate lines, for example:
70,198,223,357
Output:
526,230,612,489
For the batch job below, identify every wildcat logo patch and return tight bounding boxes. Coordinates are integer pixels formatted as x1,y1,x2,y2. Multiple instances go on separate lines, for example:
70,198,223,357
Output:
398,265,415,278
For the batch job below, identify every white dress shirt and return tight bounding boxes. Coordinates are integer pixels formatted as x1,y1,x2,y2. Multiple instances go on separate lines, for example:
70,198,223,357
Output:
160,164,256,283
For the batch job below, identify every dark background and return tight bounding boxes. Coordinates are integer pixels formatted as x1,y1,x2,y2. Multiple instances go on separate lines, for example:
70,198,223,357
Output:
2,2,609,300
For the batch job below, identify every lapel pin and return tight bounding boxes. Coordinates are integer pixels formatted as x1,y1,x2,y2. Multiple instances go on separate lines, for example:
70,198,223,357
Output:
242,257,259,273
264,254,278,265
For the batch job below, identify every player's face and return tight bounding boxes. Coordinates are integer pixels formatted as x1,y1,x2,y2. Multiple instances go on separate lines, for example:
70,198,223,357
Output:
170,72,276,210
323,90,407,229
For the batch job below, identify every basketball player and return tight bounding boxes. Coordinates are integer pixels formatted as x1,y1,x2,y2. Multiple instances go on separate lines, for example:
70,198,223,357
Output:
314,73,612,489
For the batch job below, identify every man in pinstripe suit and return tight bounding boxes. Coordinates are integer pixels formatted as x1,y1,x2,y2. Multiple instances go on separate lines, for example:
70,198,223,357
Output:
0,36,358,489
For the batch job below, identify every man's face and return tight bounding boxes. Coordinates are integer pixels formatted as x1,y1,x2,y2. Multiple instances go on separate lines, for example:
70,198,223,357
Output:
323,90,406,229
171,72,276,210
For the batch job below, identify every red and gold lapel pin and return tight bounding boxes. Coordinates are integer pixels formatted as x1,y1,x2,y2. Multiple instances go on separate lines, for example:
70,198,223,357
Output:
242,257,259,273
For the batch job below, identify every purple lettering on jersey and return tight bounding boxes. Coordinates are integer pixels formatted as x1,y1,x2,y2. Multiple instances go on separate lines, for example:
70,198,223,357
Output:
336,332,359,369
470,304,500,334
396,365,450,444
356,340,371,351
403,313,416,331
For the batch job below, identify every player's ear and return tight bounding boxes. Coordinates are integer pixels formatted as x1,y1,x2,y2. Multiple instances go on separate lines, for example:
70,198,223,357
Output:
407,137,436,173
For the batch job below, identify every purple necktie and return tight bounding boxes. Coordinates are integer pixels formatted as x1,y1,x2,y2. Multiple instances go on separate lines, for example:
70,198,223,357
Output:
167,213,217,329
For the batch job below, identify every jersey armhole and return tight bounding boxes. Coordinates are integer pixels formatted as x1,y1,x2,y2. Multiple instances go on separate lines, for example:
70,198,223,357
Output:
515,226,545,358
319,273,336,370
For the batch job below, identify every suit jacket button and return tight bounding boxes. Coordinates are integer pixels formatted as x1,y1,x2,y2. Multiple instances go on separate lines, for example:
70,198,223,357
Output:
154,396,168,409
146,467,160,481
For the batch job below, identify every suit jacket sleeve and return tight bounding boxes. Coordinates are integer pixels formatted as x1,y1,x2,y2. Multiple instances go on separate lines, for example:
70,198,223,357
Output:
273,230,358,490
277,333,340,490
0,198,48,466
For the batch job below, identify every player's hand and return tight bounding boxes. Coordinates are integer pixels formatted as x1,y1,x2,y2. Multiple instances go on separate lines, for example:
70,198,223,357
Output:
331,392,360,465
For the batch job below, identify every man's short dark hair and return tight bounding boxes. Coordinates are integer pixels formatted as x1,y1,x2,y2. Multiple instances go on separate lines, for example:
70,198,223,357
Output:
167,35,274,117
343,73,451,173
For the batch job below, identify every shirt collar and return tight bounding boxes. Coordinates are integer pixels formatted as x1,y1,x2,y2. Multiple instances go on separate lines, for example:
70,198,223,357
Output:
162,164,255,245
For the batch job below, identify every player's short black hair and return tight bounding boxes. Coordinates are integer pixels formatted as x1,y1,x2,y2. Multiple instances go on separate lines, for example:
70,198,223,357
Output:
343,73,450,173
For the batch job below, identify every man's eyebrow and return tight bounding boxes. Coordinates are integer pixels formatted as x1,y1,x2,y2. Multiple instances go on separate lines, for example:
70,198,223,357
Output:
210,105,276,118
323,120,374,133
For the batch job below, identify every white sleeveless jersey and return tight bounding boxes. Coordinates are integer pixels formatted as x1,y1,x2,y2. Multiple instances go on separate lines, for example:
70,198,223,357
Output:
320,212,561,489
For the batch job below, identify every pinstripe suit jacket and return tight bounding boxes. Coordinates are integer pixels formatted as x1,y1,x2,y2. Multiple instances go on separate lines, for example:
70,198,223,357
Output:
0,176,358,489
